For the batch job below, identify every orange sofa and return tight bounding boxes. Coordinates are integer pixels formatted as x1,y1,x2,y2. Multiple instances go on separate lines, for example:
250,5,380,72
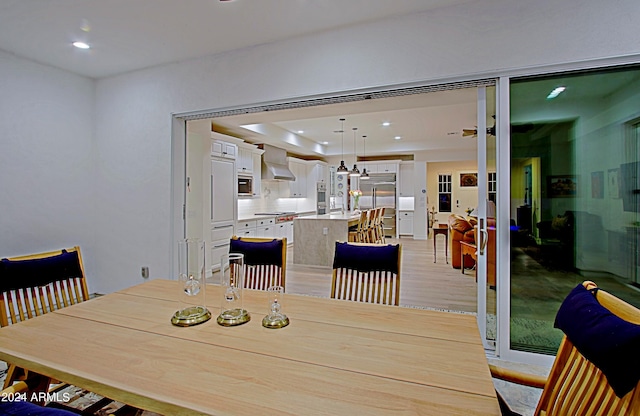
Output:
447,214,497,289
448,214,476,269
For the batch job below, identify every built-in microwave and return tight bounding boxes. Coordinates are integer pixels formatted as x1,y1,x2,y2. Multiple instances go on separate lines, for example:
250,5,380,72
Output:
238,175,253,196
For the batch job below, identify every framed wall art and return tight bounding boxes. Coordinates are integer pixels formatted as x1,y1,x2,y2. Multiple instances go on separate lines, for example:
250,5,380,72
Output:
547,175,578,198
459,172,478,187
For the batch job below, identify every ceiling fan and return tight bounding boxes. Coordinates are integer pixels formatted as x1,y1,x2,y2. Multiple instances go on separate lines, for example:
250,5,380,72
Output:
462,116,534,137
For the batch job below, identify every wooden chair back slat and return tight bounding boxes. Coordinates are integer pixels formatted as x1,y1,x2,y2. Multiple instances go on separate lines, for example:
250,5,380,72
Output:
331,243,401,306
0,246,89,389
230,237,287,291
1,247,90,326
532,281,640,416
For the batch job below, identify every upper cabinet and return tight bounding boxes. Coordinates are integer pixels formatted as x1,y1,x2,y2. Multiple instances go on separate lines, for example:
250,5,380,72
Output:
237,148,253,173
364,162,398,174
211,139,237,159
288,158,308,198
399,162,415,197
310,162,329,185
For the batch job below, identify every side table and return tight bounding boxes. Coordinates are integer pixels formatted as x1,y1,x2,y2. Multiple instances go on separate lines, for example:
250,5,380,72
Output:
433,224,449,263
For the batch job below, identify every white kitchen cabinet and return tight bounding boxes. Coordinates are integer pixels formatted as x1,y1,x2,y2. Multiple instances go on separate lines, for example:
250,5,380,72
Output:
276,223,288,239
210,223,235,271
255,218,276,238
287,221,294,244
378,163,397,173
237,220,257,238
211,139,237,160
399,163,414,197
210,153,236,273
398,211,414,236
256,224,276,238
252,152,261,197
311,162,329,184
237,148,253,173
281,158,308,198
211,158,235,224
364,162,398,174
275,221,294,243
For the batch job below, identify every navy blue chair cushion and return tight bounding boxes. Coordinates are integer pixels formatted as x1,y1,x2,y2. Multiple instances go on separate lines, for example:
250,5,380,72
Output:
554,284,640,397
0,250,82,292
229,239,283,267
332,242,400,274
0,400,78,415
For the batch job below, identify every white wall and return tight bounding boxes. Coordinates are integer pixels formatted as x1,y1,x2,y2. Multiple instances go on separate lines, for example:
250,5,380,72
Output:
3,0,640,294
0,50,97,291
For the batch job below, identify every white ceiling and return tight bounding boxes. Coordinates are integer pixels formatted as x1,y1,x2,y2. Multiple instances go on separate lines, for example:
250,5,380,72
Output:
0,0,473,79
1,0,484,158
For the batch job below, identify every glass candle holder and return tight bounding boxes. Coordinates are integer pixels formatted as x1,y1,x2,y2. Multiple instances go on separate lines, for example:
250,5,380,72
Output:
217,253,250,326
171,238,211,326
262,285,289,329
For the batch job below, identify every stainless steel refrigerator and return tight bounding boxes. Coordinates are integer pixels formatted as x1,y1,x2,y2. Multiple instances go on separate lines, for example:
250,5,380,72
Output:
359,173,397,238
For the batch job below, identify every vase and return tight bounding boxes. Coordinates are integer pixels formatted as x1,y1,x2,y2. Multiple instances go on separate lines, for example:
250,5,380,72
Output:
352,197,360,213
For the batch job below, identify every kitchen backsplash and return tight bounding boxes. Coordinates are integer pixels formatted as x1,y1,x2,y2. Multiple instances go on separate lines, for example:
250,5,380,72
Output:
237,182,315,217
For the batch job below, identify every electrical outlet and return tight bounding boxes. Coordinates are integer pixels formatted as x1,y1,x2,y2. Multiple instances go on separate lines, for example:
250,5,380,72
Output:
141,266,149,279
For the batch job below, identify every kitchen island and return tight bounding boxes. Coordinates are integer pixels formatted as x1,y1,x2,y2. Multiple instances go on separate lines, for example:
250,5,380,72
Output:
293,212,361,267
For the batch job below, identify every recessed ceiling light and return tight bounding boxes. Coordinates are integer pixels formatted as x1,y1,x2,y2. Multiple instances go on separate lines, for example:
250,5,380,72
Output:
382,122,391,127
321,141,329,145
546,86,566,99
297,130,304,134
394,136,402,140
72,41,90,49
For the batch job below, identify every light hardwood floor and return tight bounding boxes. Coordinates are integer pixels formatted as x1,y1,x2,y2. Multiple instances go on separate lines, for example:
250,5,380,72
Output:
286,236,479,313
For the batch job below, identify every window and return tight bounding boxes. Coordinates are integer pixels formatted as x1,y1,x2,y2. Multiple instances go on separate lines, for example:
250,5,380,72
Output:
438,174,452,212
488,172,497,203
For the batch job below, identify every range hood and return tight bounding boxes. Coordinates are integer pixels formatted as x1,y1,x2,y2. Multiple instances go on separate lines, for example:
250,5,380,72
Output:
260,144,296,181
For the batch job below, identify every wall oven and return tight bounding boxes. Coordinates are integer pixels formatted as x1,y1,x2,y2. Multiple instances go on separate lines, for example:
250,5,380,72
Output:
316,182,327,214
237,175,253,196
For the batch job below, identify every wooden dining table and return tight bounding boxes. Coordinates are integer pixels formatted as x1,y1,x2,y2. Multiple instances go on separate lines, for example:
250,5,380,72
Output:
0,279,500,415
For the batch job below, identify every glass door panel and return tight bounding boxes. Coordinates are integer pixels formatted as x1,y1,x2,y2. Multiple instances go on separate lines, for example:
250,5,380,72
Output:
509,65,640,356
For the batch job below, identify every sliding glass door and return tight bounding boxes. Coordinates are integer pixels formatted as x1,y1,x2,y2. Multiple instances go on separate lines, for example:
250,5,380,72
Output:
507,65,640,357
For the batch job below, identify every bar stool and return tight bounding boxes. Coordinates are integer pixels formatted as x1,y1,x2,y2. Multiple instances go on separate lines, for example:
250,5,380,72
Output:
369,207,385,243
348,210,369,242
366,208,379,243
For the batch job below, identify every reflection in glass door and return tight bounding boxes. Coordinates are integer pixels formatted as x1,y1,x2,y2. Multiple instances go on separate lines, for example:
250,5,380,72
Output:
508,65,640,357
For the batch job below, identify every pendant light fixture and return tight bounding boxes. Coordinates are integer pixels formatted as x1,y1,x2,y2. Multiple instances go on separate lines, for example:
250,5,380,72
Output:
360,135,370,180
349,127,360,177
336,118,348,175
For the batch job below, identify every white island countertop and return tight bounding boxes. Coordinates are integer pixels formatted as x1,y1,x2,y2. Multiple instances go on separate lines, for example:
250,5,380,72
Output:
296,212,361,222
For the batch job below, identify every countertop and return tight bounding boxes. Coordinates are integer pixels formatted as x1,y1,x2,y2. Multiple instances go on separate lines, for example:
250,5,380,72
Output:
238,211,316,222
295,212,360,221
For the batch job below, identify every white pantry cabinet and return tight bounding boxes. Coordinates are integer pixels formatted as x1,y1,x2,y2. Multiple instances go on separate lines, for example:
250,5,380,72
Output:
399,163,414,197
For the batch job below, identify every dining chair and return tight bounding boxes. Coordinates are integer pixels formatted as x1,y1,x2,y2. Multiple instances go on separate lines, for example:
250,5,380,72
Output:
491,281,640,416
0,246,90,390
229,237,287,291
331,241,401,306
